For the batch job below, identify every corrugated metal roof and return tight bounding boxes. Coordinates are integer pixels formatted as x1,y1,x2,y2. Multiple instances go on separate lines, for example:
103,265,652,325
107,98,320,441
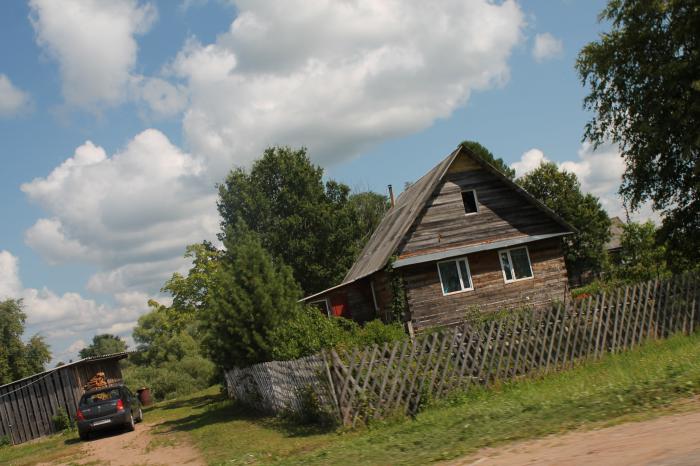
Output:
393,232,570,267
0,352,130,390
302,144,574,301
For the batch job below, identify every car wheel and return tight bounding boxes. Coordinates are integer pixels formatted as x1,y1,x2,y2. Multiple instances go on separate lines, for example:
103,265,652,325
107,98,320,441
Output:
126,413,135,432
79,430,90,441
135,407,143,423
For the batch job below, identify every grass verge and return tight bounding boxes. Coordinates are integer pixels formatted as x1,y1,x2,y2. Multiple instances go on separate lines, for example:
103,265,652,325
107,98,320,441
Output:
0,430,81,466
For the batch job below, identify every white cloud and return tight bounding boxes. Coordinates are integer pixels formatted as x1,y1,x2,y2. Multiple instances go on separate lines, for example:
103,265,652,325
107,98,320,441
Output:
532,32,563,63
0,250,150,363
0,74,31,117
512,148,549,177
29,0,157,109
21,129,219,295
172,0,525,173
0,250,23,299
512,143,659,222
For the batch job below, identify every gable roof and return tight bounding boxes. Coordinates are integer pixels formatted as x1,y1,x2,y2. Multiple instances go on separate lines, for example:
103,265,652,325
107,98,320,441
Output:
303,145,574,301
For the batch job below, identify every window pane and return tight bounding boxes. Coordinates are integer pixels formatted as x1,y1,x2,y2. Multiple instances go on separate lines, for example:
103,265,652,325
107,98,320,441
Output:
439,261,462,293
461,190,478,213
500,252,513,281
458,260,472,289
510,248,533,279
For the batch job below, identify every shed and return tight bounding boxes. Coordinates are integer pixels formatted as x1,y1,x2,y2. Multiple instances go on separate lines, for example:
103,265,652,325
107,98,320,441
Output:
0,352,128,445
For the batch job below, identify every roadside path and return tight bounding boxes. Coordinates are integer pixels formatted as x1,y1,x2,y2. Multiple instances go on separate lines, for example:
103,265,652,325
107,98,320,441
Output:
447,405,700,466
46,421,204,466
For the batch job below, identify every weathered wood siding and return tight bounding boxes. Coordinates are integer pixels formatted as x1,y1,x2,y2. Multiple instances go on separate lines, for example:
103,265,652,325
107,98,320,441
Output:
404,238,568,330
399,155,565,257
0,358,124,445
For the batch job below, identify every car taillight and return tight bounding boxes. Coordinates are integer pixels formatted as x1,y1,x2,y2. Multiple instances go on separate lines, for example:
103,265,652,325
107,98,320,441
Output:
76,409,85,421
116,399,124,411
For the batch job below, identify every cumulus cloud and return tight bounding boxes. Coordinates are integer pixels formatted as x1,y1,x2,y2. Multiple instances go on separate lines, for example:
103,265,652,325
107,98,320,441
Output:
512,143,659,222
0,74,31,117
171,0,525,173
29,0,157,109
0,250,149,362
532,32,563,62
21,129,219,295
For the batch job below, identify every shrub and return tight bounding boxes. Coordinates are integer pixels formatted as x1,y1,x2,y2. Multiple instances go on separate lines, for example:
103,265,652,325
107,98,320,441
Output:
123,355,216,401
51,407,72,432
0,435,11,448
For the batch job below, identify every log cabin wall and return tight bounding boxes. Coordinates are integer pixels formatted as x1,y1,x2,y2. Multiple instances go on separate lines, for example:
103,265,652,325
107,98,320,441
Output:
404,238,568,331
398,155,565,258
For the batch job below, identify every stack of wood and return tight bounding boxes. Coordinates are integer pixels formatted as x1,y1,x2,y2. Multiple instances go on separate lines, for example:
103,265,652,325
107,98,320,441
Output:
84,372,108,391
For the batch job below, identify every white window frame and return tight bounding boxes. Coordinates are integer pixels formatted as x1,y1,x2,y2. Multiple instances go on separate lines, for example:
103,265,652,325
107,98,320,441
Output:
309,298,331,317
461,189,479,215
498,246,534,284
437,256,474,296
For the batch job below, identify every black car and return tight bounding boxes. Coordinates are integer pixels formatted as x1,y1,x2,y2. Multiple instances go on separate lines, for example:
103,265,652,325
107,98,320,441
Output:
76,384,143,440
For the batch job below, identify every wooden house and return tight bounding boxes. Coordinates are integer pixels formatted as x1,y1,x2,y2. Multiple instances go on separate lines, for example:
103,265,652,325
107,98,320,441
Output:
0,352,127,445
302,145,574,331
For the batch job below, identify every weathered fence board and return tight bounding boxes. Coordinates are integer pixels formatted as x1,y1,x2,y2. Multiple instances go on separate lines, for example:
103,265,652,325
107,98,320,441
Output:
326,275,700,425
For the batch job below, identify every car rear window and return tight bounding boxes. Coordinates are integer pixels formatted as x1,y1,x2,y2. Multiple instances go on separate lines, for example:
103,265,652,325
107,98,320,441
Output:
81,388,121,405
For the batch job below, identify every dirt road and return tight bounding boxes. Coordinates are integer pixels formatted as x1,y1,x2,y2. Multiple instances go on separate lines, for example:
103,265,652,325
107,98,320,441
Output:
46,422,204,466
448,407,700,466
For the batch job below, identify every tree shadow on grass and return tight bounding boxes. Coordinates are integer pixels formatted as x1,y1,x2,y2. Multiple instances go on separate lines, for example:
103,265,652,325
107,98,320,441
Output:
154,393,337,439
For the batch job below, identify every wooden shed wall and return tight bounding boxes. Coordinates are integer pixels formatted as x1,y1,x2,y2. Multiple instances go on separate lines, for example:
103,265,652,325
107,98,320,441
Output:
404,238,568,330
398,155,565,257
0,359,124,445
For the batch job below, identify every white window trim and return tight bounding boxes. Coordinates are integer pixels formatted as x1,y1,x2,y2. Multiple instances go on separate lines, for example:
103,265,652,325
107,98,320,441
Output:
437,256,474,296
498,246,534,284
310,298,331,317
461,189,479,216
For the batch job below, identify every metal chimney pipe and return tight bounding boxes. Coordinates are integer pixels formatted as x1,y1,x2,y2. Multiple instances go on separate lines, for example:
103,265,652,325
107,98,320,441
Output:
388,184,395,208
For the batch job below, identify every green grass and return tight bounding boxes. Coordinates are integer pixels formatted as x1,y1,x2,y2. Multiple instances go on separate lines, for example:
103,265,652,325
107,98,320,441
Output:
0,430,82,466
149,332,700,465
6,332,700,465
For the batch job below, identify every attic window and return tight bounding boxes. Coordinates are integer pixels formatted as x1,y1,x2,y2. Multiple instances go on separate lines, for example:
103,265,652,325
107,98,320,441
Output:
461,190,478,214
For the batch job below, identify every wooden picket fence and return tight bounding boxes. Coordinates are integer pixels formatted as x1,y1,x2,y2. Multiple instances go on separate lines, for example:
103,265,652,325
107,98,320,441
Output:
326,274,699,426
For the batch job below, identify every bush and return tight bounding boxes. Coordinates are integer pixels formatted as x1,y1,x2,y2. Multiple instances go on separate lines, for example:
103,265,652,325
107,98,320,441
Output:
0,435,10,448
123,355,217,401
269,307,407,361
51,407,72,432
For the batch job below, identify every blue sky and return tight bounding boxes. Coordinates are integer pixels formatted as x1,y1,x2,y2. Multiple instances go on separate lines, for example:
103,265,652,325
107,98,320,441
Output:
0,0,637,363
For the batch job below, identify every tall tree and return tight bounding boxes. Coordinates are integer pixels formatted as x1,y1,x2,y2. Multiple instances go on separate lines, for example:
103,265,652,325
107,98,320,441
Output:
79,334,127,359
218,146,382,294
613,220,670,282
201,221,302,369
0,299,51,384
518,162,611,278
460,140,516,179
577,0,700,270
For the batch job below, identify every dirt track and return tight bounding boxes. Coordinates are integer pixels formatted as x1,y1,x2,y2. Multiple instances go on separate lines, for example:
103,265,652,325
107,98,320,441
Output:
447,406,700,466
48,422,204,466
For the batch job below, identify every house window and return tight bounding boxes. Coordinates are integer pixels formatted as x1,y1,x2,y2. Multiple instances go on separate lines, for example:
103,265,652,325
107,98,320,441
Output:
437,257,473,295
499,246,533,283
309,298,331,317
461,190,478,214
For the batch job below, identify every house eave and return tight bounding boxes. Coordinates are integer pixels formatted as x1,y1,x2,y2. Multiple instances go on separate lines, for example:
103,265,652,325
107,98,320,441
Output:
392,232,571,268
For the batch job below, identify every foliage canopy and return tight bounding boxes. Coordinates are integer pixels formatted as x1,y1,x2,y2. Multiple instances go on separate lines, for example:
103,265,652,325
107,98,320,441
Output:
577,0,700,269
79,334,127,359
0,299,51,384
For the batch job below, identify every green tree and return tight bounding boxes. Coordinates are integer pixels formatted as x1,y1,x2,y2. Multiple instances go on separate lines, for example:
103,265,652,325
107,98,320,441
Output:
460,140,516,179
518,162,612,277
160,241,222,328
217,146,383,295
0,299,52,384
347,191,389,255
201,221,303,369
577,0,700,270
613,220,670,282
79,334,127,359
